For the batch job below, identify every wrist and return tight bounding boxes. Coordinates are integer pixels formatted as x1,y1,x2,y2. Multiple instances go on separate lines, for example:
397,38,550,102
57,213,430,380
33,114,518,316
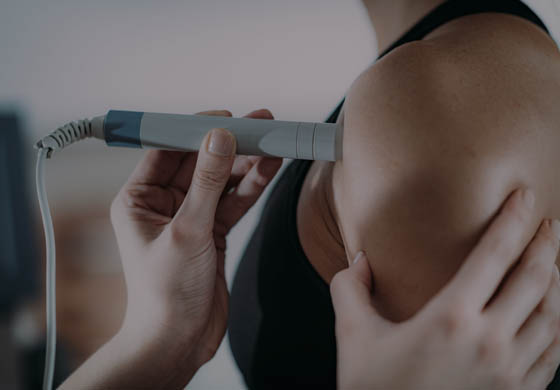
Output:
111,318,201,387
122,290,205,351
59,314,201,390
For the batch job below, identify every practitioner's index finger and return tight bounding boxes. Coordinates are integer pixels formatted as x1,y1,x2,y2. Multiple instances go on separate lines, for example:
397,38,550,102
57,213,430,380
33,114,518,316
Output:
440,188,537,309
128,150,186,186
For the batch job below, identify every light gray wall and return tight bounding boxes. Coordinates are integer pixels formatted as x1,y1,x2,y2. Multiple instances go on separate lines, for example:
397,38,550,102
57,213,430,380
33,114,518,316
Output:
0,0,376,214
0,0,375,138
1,0,557,140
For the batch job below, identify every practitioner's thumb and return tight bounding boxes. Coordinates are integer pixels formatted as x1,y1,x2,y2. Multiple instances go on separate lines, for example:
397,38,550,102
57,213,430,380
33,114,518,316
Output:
174,128,236,232
330,252,389,333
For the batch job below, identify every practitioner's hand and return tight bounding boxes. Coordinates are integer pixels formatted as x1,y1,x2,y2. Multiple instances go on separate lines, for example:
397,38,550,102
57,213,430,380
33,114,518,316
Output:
60,109,282,390
113,107,283,364
331,188,560,390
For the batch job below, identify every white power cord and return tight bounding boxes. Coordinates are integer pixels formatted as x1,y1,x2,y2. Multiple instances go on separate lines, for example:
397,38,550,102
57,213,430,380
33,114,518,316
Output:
36,147,56,390
35,118,95,390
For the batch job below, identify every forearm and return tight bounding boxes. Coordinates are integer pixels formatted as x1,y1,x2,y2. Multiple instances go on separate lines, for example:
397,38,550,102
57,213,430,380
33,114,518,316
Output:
59,321,199,390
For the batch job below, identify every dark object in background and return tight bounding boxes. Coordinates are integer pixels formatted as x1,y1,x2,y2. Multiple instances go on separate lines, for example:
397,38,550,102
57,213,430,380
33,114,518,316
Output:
0,111,38,315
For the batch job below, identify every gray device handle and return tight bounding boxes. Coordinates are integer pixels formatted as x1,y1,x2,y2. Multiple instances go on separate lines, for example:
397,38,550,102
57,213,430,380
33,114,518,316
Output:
95,111,342,161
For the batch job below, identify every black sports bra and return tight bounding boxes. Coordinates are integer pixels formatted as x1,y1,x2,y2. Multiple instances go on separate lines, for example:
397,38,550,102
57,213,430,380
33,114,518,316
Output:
228,1,556,389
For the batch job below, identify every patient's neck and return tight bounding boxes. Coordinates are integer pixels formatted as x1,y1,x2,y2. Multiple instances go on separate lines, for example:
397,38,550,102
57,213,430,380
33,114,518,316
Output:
297,161,347,283
362,0,446,53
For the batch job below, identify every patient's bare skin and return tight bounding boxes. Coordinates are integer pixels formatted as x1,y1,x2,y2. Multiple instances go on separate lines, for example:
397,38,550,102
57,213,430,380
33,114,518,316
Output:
297,12,560,321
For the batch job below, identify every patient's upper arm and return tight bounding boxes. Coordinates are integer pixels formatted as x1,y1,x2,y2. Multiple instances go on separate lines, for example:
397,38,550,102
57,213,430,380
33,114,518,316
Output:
332,36,560,321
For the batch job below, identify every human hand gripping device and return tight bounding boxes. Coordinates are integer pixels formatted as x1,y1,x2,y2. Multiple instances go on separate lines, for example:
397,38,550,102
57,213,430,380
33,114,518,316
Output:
34,110,343,390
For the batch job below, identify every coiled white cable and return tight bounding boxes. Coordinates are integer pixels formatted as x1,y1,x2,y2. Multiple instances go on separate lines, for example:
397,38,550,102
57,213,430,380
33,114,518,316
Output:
37,118,93,158
35,118,94,390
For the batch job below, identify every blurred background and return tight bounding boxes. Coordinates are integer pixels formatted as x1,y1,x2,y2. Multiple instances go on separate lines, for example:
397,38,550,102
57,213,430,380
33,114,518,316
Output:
0,0,558,389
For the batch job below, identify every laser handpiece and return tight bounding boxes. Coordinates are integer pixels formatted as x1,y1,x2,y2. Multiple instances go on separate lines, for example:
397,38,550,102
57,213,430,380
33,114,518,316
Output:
37,110,343,161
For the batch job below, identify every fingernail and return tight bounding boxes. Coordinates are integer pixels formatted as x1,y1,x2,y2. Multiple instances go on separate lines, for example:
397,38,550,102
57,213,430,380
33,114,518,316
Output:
551,219,560,241
554,265,559,281
208,128,234,156
522,188,535,209
353,251,364,264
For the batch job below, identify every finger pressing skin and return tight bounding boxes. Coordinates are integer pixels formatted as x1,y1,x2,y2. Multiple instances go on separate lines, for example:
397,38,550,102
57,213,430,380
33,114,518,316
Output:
215,157,282,232
514,267,560,375
172,128,236,234
330,252,387,334
485,219,560,336
438,188,537,310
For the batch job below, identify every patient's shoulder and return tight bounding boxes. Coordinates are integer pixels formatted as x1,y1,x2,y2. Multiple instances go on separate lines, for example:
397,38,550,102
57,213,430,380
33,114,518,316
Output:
336,12,560,228
342,12,560,174
348,12,560,117
363,12,560,89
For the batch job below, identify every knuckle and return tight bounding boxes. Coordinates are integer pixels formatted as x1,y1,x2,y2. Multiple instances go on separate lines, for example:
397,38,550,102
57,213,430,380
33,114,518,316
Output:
194,166,229,192
438,303,473,337
168,222,186,244
477,330,508,364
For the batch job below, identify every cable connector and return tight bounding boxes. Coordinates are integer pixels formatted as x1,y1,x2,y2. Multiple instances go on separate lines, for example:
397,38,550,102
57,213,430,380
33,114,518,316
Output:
35,118,93,158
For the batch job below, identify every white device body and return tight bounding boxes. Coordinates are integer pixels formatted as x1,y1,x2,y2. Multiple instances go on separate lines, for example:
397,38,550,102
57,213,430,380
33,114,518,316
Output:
93,110,342,161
